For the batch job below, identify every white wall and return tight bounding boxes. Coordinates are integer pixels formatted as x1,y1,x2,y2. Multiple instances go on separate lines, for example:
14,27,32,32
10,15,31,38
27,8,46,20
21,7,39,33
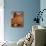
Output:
0,0,4,42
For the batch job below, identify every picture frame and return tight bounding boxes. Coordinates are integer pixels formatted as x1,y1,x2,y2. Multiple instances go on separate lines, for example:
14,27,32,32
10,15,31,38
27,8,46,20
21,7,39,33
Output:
11,11,24,27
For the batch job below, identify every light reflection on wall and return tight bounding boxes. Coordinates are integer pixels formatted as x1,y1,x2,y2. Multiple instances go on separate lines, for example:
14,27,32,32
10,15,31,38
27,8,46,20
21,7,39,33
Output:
0,0,4,42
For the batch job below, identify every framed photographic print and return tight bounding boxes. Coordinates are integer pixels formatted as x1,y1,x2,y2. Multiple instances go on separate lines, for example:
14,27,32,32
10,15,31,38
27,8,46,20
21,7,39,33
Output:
11,11,24,27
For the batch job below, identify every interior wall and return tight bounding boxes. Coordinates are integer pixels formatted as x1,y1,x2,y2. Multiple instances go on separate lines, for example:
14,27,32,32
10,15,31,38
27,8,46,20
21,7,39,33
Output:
4,0,40,42
40,0,46,45
0,0,4,42
40,0,46,27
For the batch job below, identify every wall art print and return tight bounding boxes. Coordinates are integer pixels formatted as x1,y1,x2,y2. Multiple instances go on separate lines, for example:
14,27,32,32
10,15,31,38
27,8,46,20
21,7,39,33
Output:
11,11,24,27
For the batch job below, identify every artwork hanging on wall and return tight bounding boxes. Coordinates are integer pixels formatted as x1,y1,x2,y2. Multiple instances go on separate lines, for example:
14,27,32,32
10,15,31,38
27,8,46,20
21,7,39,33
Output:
11,11,24,27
